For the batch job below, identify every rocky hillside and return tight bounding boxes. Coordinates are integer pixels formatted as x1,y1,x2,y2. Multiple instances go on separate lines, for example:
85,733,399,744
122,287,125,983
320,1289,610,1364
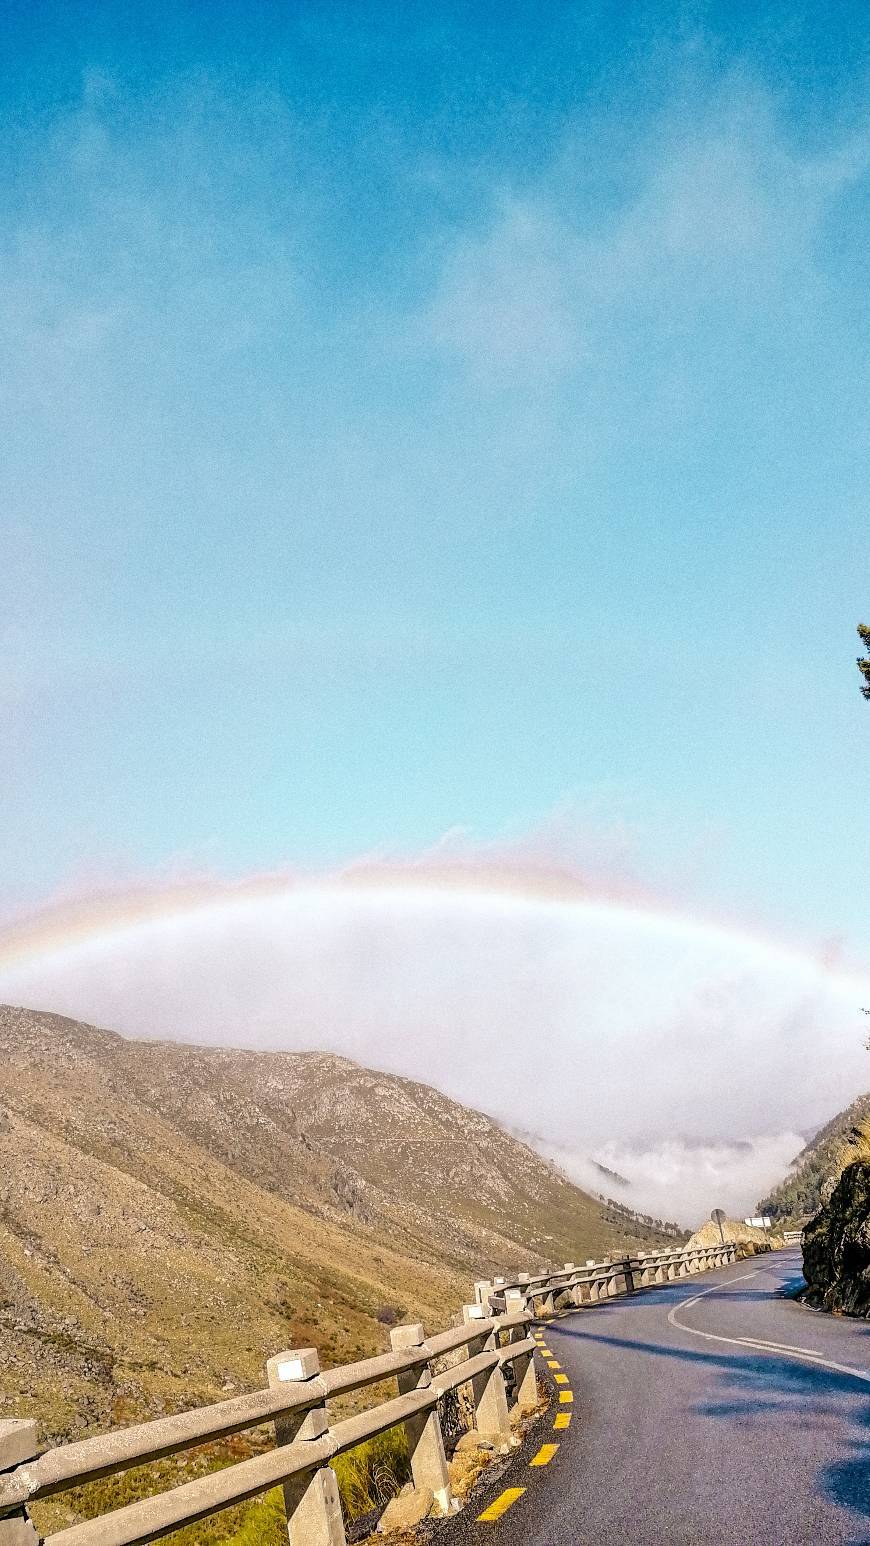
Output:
802,1161,870,1316
757,1091,870,1222
0,1004,666,1448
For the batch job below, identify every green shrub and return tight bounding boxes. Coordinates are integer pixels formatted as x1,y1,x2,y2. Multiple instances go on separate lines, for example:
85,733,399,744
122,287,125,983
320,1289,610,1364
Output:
227,1489,287,1546
225,1426,411,1543
333,1426,411,1520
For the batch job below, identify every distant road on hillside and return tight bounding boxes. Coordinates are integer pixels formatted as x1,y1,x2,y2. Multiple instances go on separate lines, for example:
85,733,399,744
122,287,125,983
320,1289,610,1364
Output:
461,1248,870,1546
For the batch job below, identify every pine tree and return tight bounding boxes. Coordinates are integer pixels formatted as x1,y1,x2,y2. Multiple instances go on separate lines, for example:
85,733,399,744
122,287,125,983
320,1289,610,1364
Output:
859,624,870,700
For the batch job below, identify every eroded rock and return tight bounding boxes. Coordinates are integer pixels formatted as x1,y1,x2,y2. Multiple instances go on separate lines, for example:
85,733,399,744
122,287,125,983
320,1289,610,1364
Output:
803,1161,870,1316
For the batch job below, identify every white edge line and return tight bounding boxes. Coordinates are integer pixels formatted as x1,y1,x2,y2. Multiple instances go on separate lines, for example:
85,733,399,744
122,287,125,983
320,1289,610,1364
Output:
667,1274,870,1383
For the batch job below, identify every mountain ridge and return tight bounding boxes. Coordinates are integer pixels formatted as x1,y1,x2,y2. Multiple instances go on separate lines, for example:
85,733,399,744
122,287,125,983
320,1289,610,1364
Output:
0,1002,669,1450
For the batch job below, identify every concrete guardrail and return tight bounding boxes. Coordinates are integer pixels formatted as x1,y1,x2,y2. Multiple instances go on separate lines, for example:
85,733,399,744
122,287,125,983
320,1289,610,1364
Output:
0,1241,737,1546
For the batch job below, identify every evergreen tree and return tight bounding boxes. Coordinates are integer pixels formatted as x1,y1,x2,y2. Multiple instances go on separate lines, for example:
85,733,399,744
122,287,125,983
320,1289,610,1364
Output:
859,624,870,700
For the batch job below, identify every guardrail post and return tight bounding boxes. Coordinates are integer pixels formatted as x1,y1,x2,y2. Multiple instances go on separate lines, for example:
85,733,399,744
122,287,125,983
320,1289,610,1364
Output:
0,1422,41,1545
569,1270,588,1307
390,1324,454,1516
461,1307,512,1447
502,1294,538,1414
601,1257,614,1297
609,1257,633,1295
552,1263,575,1312
551,1272,575,1313
503,1288,526,1316
266,1349,345,1546
584,1261,605,1298
512,1345,538,1413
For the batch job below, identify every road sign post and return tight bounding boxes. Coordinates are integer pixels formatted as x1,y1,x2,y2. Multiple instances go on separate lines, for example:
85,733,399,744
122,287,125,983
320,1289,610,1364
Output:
711,1207,726,1248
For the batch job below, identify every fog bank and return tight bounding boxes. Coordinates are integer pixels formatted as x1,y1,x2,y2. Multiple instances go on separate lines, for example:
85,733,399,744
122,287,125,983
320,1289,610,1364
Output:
0,881,865,1225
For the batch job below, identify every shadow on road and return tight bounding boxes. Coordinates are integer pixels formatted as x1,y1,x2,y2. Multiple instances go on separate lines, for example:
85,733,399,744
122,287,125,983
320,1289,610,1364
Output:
555,1321,870,1540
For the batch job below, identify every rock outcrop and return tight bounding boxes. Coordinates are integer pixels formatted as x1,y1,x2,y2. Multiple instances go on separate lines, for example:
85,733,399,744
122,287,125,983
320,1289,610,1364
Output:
687,1218,771,1251
802,1161,870,1316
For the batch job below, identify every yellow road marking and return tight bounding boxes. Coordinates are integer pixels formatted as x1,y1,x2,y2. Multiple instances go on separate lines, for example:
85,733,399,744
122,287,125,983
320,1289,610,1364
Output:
477,1488,526,1521
530,1443,559,1466
559,1390,573,1403
554,1373,568,1384
554,1412,571,1430
546,1359,561,1369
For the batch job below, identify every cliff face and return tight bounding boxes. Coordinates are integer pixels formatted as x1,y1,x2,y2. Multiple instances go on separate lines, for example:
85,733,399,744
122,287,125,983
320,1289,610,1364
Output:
802,1162,870,1316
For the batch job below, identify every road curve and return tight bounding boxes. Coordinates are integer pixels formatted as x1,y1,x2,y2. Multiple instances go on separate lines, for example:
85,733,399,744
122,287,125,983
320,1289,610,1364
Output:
456,1248,870,1546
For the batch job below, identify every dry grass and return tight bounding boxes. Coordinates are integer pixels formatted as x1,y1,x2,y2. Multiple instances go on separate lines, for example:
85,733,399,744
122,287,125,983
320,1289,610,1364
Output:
835,1118,870,1174
4,1004,677,1546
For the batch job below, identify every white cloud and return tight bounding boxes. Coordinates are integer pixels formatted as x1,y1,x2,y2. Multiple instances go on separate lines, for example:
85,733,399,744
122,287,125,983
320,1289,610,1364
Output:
0,878,865,1226
418,81,870,395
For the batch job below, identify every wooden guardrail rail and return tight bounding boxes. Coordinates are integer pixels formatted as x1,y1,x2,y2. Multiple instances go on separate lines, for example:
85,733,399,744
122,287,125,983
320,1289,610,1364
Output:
472,1241,739,1320
0,1306,535,1546
482,1240,740,1316
0,1240,738,1546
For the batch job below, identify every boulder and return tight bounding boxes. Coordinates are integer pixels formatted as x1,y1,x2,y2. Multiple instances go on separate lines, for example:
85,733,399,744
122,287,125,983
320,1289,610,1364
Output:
377,1486,434,1533
454,1431,494,1453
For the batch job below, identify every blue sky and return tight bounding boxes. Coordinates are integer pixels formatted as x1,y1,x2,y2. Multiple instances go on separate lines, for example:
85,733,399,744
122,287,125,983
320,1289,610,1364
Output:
2,0,868,949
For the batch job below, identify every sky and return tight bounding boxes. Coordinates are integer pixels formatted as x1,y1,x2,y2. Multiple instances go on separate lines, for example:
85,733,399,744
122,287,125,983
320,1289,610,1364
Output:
1,1,869,1220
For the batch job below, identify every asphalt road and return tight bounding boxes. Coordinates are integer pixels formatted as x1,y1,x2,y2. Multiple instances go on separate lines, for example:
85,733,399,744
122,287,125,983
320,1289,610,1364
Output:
453,1248,870,1546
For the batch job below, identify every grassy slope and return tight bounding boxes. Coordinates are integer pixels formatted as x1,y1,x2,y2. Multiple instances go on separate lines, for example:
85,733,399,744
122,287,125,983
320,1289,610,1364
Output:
0,1002,671,1539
